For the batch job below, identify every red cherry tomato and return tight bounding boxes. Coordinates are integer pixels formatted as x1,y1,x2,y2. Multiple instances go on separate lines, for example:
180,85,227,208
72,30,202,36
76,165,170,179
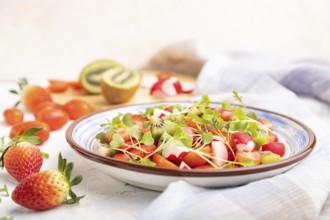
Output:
47,80,69,93
33,101,58,117
9,121,50,145
262,142,286,157
35,108,69,131
62,99,93,120
3,108,24,125
219,108,234,121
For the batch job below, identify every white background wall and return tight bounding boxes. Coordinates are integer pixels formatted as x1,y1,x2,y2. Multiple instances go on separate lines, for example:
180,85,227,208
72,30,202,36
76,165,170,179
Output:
0,0,330,80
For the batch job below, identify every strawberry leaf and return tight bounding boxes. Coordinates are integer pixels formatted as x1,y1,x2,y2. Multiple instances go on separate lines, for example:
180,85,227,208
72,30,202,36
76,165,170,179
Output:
22,127,42,137
9,89,19,95
64,163,74,180
21,136,41,145
58,153,67,172
70,175,83,186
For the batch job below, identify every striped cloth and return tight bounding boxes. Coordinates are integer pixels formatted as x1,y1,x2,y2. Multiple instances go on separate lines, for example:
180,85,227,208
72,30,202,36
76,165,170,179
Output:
139,54,330,219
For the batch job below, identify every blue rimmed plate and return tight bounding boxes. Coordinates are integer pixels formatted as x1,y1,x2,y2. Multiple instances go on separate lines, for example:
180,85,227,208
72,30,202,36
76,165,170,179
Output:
66,102,316,191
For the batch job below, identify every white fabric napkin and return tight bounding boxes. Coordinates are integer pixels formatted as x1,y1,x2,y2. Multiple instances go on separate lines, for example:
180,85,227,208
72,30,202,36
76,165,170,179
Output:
139,54,330,219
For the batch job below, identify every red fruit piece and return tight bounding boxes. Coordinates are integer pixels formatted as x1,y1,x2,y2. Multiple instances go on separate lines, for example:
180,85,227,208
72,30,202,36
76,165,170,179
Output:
22,85,53,112
11,153,83,211
62,99,93,120
3,108,24,125
262,142,286,157
232,132,256,152
2,142,43,181
10,121,50,145
35,108,69,131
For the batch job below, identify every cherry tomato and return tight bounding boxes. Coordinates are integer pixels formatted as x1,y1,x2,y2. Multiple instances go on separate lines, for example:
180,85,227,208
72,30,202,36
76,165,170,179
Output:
22,85,53,112
219,108,234,121
9,121,50,145
66,81,82,91
3,108,24,125
35,108,69,131
183,146,211,168
62,99,93,120
156,71,173,81
47,80,69,93
262,142,286,157
33,101,58,117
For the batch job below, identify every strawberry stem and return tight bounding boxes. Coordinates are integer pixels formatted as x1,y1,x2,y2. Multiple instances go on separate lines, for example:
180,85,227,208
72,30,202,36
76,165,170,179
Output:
57,153,84,205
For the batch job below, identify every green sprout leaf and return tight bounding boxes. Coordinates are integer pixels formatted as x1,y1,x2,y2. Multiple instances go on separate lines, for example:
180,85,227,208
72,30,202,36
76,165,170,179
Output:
110,134,124,148
96,132,107,144
140,132,154,146
130,125,142,141
202,132,213,145
123,113,135,127
139,157,157,167
233,90,244,105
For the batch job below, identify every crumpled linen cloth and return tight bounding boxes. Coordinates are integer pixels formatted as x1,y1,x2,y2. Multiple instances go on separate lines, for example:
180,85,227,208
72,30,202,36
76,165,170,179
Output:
139,53,330,219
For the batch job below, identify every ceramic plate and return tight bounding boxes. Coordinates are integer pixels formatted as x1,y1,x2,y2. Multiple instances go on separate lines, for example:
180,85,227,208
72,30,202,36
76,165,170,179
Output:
66,102,316,191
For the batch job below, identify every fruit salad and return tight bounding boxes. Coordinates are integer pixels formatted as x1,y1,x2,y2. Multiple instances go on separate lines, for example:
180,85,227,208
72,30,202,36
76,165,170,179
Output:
96,93,286,170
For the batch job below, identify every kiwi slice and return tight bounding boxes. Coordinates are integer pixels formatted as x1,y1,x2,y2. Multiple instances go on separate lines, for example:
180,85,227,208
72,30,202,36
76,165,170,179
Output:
100,67,142,104
261,151,281,164
151,116,177,140
80,60,122,94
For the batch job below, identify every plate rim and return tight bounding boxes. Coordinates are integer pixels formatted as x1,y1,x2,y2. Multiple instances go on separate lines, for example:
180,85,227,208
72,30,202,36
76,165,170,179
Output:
65,101,317,177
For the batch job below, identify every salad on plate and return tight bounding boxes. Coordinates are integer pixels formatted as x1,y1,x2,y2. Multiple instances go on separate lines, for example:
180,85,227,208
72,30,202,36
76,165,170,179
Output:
96,92,286,170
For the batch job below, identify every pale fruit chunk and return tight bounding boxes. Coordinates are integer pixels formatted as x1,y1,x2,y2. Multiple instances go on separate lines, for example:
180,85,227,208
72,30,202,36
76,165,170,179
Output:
261,151,281,164
80,59,122,94
100,67,142,104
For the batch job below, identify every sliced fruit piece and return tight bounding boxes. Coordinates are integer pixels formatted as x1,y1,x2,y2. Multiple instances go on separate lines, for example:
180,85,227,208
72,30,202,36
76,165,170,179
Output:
262,142,286,157
100,67,142,104
211,141,228,167
261,151,282,164
80,59,122,94
151,153,178,169
232,132,256,152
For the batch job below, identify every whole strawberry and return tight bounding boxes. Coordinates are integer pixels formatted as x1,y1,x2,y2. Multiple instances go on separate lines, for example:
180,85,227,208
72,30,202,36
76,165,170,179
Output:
0,127,44,181
12,153,83,211
2,142,43,181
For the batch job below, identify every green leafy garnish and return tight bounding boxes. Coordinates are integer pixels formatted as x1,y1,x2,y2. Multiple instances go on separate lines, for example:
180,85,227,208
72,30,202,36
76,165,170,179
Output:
140,132,154,146
110,134,124,148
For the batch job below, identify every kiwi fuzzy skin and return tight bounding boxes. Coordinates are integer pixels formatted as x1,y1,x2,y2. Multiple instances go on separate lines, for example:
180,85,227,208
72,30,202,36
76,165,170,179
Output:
100,78,140,104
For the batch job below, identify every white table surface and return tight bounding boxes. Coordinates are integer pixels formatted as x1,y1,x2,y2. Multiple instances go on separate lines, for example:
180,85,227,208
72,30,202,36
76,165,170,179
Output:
0,81,160,220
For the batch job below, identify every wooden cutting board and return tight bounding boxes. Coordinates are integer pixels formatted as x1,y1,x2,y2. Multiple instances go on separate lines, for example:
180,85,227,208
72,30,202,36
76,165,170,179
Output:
52,70,196,111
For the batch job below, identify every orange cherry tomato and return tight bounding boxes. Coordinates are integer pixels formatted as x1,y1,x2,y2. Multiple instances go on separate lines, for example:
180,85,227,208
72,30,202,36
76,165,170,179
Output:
113,153,130,162
22,85,53,112
62,99,93,120
3,108,24,125
35,108,69,131
183,146,212,168
156,71,173,81
47,80,69,93
66,81,82,91
151,153,179,169
33,101,58,117
9,121,50,145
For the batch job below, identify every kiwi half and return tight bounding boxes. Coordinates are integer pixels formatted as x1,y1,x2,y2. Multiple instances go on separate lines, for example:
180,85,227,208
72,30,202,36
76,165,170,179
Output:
100,67,142,104
80,59,122,94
